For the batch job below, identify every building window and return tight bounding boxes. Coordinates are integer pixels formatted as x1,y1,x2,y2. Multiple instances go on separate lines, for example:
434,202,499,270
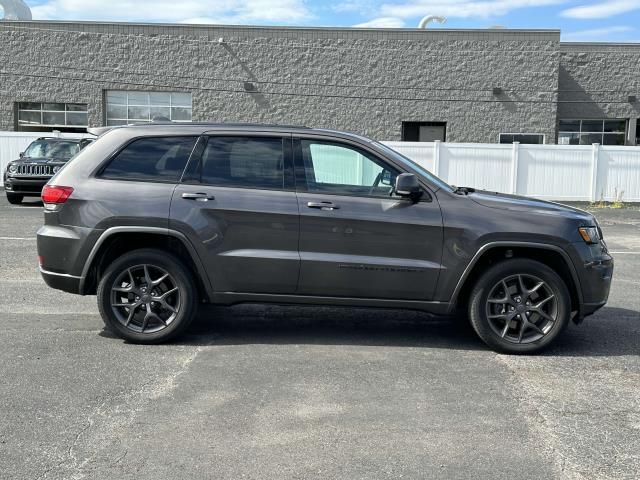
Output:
106,91,192,126
499,134,544,144
16,102,88,130
559,120,626,146
402,122,446,142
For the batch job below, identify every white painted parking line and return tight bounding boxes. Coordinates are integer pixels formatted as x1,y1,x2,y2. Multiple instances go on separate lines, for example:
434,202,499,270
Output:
610,251,640,254
0,237,36,241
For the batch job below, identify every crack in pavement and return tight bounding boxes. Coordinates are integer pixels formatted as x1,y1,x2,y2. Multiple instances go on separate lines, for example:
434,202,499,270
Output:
496,353,640,480
495,355,589,480
37,343,207,480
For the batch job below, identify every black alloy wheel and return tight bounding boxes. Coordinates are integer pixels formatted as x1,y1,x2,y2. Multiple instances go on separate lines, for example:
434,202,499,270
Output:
485,273,558,344
110,264,181,334
97,249,197,344
469,258,571,354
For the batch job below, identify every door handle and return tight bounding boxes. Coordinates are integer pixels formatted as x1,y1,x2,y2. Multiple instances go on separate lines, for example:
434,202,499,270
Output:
182,192,215,201
307,201,339,210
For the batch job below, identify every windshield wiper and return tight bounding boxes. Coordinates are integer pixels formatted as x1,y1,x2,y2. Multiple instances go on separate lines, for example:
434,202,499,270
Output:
453,186,475,195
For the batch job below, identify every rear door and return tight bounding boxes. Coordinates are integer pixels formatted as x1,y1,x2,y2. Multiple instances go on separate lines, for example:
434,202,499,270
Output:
294,136,443,300
170,133,300,294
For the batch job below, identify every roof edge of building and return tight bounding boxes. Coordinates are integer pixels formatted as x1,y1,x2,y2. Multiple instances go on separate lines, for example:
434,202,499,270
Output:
0,19,561,40
0,19,560,33
561,41,640,51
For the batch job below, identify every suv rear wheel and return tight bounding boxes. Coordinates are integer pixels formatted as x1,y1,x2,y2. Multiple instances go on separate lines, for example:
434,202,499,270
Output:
97,248,198,344
6,193,23,205
469,258,570,354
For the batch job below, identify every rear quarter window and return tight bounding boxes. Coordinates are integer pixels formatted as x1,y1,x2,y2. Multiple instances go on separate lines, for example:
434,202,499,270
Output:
100,136,197,182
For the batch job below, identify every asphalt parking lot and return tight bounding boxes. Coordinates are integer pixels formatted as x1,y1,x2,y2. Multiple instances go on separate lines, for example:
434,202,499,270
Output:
0,195,638,480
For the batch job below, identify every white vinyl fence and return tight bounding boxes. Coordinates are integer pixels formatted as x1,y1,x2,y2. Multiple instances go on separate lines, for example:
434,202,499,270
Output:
383,141,640,202
1,131,639,202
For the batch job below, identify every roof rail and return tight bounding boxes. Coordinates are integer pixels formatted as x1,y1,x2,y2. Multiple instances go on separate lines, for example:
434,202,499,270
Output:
126,121,311,129
36,136,79,141
86,122,314,137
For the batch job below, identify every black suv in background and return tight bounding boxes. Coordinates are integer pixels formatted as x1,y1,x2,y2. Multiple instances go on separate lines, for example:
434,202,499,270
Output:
36,124,613,353
3,137,93,204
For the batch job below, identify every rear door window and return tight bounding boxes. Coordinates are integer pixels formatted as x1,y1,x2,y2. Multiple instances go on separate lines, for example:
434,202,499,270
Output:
200,136,284,190
101,136,197,182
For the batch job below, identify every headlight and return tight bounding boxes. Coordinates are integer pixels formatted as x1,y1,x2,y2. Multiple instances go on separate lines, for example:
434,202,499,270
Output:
53,166,62,174
8,164,17,174
579,226,600,244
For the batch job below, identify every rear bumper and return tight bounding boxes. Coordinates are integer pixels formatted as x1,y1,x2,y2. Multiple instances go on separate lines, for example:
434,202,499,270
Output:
37,224,98,295
39,267,82,294
4,176,49,196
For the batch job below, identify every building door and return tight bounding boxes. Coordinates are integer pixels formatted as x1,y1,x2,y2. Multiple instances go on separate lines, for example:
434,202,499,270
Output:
402,121,446,142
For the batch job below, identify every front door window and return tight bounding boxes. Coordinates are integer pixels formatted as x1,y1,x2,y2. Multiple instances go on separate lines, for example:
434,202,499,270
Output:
299,140,399,198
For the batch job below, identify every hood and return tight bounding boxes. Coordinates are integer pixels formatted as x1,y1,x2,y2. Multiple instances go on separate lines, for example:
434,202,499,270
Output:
468,190,594,222
14,157,69,164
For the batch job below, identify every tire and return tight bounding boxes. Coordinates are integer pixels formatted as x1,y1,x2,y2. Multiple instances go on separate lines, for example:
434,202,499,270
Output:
468,258,571,354
6,193,23,205
97,248,198,344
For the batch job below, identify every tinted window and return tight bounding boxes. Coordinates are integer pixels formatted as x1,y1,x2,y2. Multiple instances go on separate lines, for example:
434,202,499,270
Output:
300,140,398,197
201,137,284,189
102,137,196,182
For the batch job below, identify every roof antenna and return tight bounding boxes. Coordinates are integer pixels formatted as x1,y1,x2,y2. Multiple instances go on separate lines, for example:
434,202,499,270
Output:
0,0,32,20
418,15,447,28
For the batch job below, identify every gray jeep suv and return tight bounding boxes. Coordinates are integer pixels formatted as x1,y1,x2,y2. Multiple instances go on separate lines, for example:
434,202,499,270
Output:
37,123,613,353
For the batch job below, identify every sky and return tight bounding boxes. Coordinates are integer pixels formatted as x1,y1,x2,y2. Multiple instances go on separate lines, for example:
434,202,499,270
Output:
15,0,640,42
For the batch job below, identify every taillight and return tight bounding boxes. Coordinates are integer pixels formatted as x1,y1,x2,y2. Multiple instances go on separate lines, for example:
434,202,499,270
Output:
42,185,74,204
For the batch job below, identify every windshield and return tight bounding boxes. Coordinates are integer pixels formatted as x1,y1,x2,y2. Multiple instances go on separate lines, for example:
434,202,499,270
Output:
374,142,454,192
23,140,80,160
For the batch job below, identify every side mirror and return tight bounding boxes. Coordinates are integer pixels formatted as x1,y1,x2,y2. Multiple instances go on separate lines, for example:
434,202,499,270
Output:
395,173,422,201
380,169,393,186
19,152,24,158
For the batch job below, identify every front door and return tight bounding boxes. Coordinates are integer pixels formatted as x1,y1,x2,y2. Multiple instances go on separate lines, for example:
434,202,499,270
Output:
294,138,443,300
170,134,299,294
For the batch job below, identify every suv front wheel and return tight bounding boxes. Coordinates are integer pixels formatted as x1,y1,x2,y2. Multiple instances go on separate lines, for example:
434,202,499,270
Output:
97,248,198,344
469,258,571,354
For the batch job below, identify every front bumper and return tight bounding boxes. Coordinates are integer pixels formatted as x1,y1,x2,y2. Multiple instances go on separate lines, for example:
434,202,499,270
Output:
582,301,608,317
4,176,50,196
573,242,614,320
